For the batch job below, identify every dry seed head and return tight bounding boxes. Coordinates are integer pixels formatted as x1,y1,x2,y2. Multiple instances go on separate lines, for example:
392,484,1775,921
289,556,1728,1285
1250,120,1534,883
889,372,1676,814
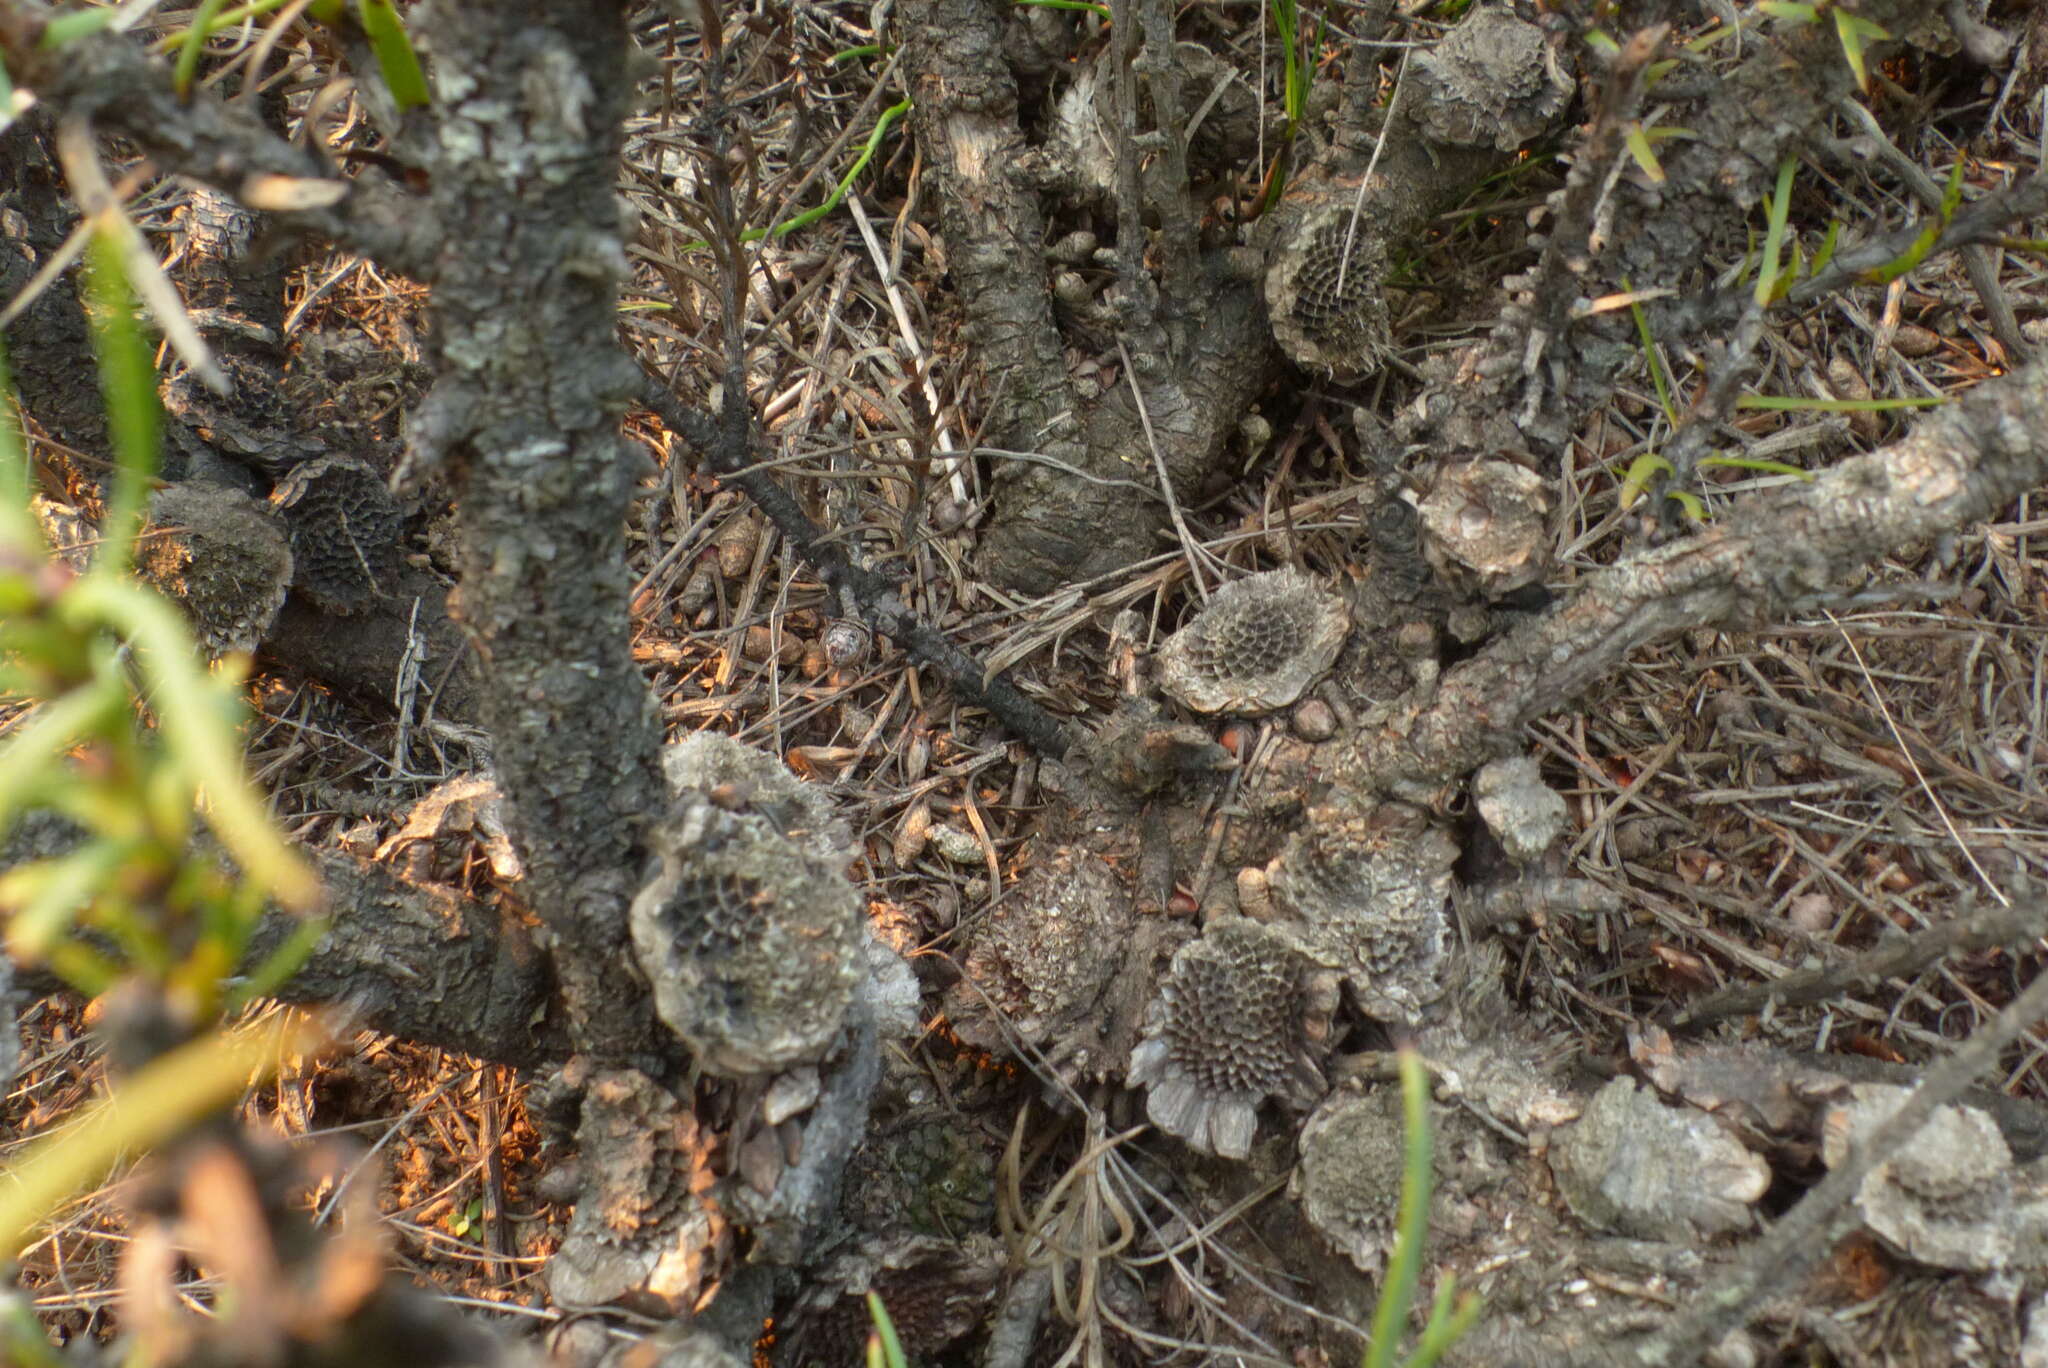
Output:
1294,1088,1409,1273
1265,208,1393,378
139,482,292,655
662,731,850,864
1269,799,1456,1024
1416,458,1552,598
630,799,862,1075
1408,9,1572,153
1155,569,1350,715
267,455,401,614
1127,917,1324,1159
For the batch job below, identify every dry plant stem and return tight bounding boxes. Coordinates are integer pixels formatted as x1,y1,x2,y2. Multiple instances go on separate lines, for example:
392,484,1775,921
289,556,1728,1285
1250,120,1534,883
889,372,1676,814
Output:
1341,355,2048,796
641,379,1078,760
1517,26,1665,373
0,8,437,277
1659,295,1770,493
1833,97,2029,364
1633,957,2048,1368
411,0,671,1066
1663,898,2048,1031
985,1266,1056,1368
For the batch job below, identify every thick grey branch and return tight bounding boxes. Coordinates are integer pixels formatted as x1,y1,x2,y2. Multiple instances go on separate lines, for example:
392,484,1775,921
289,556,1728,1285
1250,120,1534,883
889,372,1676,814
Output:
1342,356,2048,795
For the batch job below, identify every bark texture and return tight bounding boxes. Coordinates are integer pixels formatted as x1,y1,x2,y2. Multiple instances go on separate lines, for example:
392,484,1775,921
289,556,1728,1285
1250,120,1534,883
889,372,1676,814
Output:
407,0,670,1067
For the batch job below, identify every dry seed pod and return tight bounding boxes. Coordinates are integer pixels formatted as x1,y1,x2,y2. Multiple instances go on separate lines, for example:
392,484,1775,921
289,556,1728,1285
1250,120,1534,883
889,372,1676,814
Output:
630,798,863,1075
823,619,871,670
1408,8,1572,153
138,482,292,655
1127,917,1325,1159
267,455,400,614
1155,570,1350,715
1416,459,1552,598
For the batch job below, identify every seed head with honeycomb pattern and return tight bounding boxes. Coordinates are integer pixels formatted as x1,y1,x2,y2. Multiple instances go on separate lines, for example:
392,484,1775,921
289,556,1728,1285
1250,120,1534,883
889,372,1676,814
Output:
1268,798,1457,1025
1126,917,1326,1159
1155,570,1351,715
629,796,863,1076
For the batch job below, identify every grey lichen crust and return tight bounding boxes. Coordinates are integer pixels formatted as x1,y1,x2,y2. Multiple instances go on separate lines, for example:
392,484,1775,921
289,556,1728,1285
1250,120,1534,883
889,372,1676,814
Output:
1268,798,1457,1024
1549,1078,1768,1242
1127,917,1325,1159
1408,8,1572,153
138,482,293,654
1293,1088,1411,1273
1416,459,1553,598
1821,1084,2048,1271
630,795,863,1075
1155,569,1351,715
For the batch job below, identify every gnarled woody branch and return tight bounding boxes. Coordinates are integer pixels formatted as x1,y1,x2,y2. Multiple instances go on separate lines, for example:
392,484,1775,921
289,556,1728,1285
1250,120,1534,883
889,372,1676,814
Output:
1337,356,2048,798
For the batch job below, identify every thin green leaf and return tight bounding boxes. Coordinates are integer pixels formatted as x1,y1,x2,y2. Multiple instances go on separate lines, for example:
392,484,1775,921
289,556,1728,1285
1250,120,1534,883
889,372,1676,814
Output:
1364,1050,1436,1368
680,99,912,253
1832,11,1889,94
1625,284,1676,424
1698,453,1815,479
0,677,126,843
173,0,231,97
1012,0,1111,15
1810,220,1841,277
0,842,131,963
357,0,431,111
831,43,884,63
1737,394,1945,412
39,7,126,47
1618,452,1674,510
1754,156,1795,309
1758,2,1817,22
866,1292,909,1368
0,337,42,556
1584,29,1620,57
60,578,322,912
1624,124,1665,184
0,1013,329,1261
1665,489,1707,522
81,231,159,578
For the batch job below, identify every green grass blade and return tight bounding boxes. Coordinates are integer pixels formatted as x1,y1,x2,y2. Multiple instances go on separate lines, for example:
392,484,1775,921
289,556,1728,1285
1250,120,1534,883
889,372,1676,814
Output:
1697,453,1814,478
81,231,159,579
1364,1050,1436,1368
1736,394,1944,412
1625,283,1676,424
173,0,231,97
1754,155,1795,308
866,1292,909,1368
1618,451,1674,510
356,0,431,110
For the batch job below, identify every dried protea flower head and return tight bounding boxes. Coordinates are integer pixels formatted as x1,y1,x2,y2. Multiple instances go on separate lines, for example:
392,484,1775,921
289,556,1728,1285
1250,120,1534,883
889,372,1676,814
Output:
1269,798,1457,1024
266,455,401,614
1155,569,1350,715
1127,917,1326,1159
1416,458,1552,599
1264,189,1394,378
138,482,293,655
1293,1087,1410,1274
1407,8,1572,153
629,796,863,1075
